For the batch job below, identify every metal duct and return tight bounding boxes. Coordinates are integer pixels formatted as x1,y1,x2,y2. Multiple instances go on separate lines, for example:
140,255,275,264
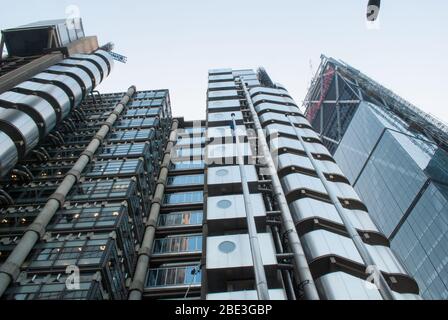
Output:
45,65,93,97
94,50,114,76
30,72,83,109
58,58,102,88
69,53,109,81
0,50,114,177
0,132,19,176
13,81,72,121
0,107,40,157
0,91,57,137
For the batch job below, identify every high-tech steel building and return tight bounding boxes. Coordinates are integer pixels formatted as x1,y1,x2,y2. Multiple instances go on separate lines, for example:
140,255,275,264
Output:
0,19,424,300
304,55,448,299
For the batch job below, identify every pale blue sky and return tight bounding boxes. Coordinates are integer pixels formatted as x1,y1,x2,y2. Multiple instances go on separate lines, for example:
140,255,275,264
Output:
1,0,447,122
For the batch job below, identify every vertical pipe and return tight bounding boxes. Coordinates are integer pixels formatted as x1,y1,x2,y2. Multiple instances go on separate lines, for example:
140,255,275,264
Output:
265,196,296,300
335,70,342,142
319,74,324,136
285,114,395,301
128,119,179,300
231,114,270,300
238,79,320,300
0,85,136,297
271,225,297,300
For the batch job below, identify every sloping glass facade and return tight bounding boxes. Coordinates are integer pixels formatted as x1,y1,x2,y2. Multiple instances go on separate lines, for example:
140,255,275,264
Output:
305,56,448,300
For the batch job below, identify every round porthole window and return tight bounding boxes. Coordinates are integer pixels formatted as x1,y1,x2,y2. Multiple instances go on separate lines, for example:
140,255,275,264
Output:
218,241,236,254
216,169,229,177
217,199,232,209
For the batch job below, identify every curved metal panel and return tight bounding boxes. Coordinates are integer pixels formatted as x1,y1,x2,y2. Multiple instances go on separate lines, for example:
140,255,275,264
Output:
14,81,71,120
276,153,315,171
315,272,384,300
0,107,39,157
281,171,362,203
277,153,344,177
0,91,57,136
290,198,379,233
315,272,422,300
252,94,296,106
255,102,299,114
269,136,332,156
59,58,101,88
302,230,408,275
249,87,289,97
94,50,114,75
33,72,83,108
0,131,19,177
45,65,93,96
265,123,320,139
332,181,363,203
259,112,310,127
282,172,327,195
70,53,109,81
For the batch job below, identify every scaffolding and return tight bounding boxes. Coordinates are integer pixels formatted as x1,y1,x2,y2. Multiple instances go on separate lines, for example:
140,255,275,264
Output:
304,55,448,152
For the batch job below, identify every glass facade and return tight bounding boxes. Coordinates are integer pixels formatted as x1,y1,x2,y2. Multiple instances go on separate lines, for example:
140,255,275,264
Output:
0,87,172,300
305,58,448,299
391,183,448,299
158,211,203,227
167,174,204,186
164,191,204,205
146,265,201,288
0,37,424,301
141,124,205,299
153,234,203,254
171,160,205,171
333,104,448,299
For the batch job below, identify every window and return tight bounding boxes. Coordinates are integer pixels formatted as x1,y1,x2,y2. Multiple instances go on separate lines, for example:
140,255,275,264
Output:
115,118,157,129
108,129,154,142
158,211,203,227
30,238,110,268
70,179,133,201
86,160,140,177
51,205,123,230
146,265,201,288
135,91,156,100
124,108,160,118
217,200,232,209
175,147,203,158
164,191,203,205
155,91,166,98
167,174,204,186
98,143,146,158
184,127,206,134
171,160,205,171
153,234,202,254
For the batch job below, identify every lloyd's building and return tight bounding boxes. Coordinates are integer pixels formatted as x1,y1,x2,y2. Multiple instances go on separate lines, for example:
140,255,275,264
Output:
0,18,421,300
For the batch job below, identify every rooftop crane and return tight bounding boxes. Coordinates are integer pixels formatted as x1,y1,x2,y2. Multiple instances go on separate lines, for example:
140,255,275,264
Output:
100,42,128,63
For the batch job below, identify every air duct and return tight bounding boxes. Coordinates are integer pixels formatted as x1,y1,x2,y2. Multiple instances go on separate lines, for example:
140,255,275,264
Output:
0,50,114,177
